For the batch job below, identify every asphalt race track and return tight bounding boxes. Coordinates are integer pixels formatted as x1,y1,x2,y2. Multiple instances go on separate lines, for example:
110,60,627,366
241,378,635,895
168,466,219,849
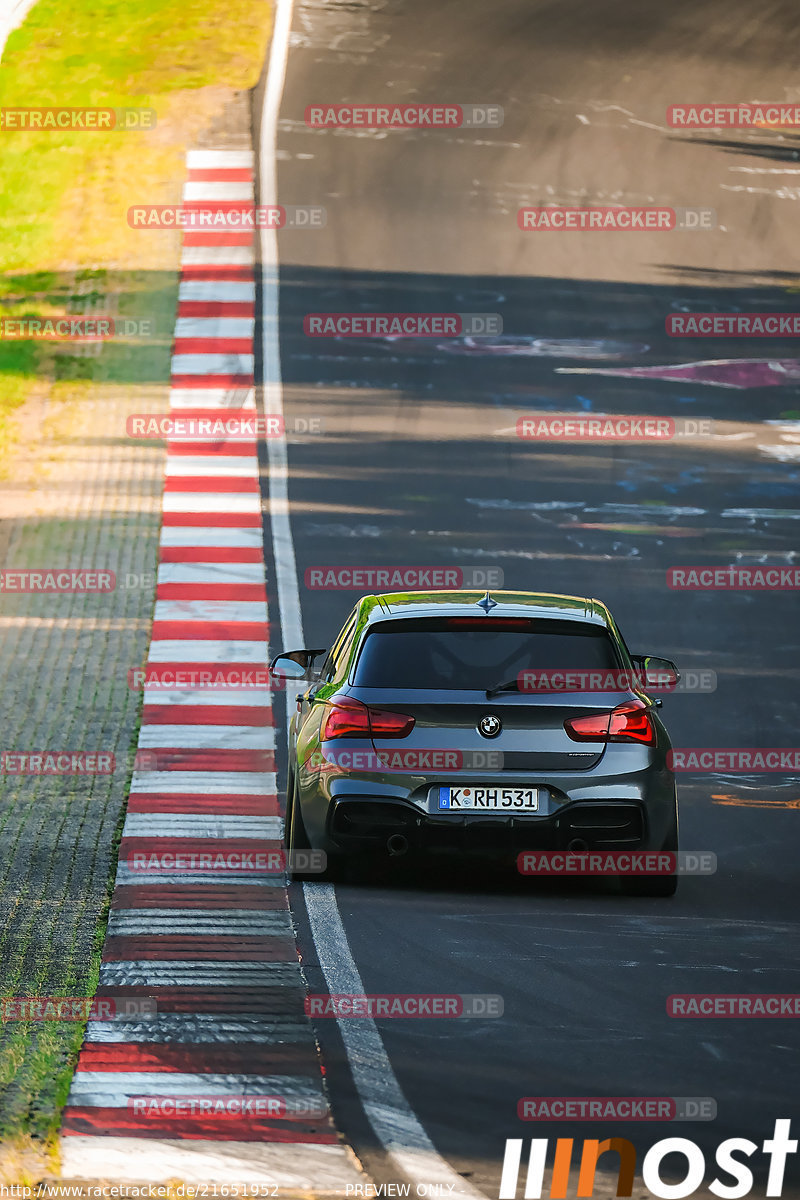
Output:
256,0,800,1196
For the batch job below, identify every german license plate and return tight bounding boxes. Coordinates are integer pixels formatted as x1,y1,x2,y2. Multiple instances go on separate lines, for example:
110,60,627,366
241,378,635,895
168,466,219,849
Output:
433,786,539,812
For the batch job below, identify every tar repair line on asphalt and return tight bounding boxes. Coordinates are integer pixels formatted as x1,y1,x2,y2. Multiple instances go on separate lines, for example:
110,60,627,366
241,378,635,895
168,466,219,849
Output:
258,2,488,1196
58,146,362,1189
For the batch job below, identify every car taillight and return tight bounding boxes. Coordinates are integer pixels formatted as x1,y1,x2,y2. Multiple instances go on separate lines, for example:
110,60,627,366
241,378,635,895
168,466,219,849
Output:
564,698,656,746
321,697,371,739
321,697,415,740
369,707,416,737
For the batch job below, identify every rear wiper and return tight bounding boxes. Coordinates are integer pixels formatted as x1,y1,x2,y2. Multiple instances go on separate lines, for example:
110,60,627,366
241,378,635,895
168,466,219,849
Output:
485,676,520,698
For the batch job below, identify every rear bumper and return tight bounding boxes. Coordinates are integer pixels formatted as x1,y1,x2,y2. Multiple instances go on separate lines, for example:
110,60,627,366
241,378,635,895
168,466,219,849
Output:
325,796,658,855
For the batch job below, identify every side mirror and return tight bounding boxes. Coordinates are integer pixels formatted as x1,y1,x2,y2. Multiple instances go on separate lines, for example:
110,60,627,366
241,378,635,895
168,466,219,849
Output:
269,649,327,681
631,655,681,691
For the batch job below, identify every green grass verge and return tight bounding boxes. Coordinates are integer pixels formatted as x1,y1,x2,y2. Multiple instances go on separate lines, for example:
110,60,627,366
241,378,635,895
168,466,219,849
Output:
0,0,271,440
0,0,270,1170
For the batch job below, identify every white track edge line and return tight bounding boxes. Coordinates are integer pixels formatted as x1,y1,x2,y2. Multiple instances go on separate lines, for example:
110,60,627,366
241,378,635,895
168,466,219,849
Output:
258,4,487,1195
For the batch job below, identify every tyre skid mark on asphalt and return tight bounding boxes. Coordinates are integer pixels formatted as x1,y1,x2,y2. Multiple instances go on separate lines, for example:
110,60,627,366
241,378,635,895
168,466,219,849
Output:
59,148,362,1188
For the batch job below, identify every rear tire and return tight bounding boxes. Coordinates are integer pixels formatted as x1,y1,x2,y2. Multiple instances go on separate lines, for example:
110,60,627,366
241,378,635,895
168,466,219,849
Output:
622,872,678,898
283,768,297,845
620,812,679,898
286,775,342,882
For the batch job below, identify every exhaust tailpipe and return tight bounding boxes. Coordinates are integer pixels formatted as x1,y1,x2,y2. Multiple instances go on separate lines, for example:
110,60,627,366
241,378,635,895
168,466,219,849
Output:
387,834,409,857
567,837,590,852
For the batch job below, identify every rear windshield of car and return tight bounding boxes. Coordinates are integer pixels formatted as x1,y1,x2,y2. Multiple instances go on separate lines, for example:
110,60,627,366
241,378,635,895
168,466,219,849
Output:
352,617,621,690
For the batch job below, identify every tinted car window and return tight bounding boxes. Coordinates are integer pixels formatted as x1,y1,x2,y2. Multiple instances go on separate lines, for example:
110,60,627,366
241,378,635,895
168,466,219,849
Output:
330,624,359,683
352,618,620,689
320,610,358,682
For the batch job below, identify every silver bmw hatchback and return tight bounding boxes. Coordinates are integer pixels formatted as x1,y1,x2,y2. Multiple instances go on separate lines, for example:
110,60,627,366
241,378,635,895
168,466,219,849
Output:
270,590,680,896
